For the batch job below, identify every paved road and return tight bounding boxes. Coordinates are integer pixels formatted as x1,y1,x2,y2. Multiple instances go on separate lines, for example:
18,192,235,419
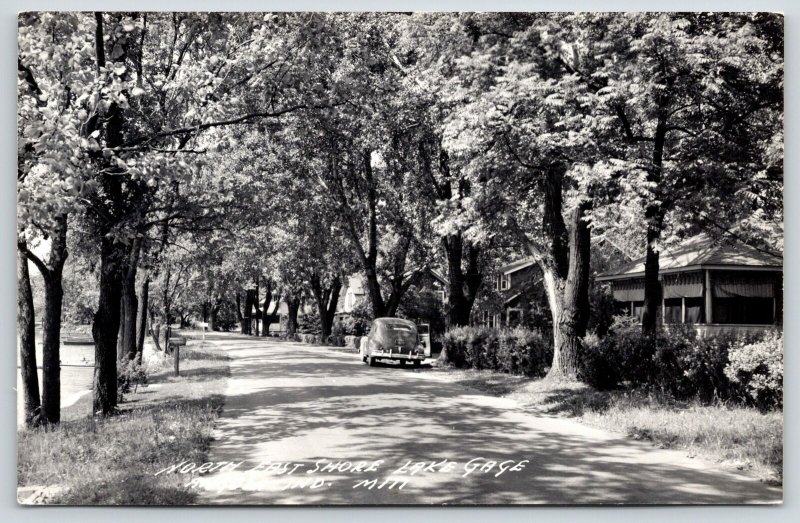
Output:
193,337,781,505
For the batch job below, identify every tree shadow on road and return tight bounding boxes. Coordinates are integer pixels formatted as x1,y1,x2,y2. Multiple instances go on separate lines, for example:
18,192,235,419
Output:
191,345,781,505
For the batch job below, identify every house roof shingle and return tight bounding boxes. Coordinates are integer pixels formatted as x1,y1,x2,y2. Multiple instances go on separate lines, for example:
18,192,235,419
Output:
596,233,782,281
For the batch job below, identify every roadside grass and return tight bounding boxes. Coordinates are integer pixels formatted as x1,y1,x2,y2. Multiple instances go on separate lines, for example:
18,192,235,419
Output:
432,366,783,485
17,344,231,505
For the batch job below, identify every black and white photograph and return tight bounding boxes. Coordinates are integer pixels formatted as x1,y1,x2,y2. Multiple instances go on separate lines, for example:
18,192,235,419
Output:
14,9,784,506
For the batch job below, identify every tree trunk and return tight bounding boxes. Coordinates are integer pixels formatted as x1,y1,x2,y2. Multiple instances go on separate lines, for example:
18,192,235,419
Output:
135,275,149,363
524,165,591,381
641,211,664,336
547,201,592,380
242,288,255,335
326,279,341,336
236,292,245,334
253,277,260,336
311,274,341,340
148,304,163,353
93,235,123,416
17,241,41,428
162,264,172,353
260,281,272,337
444,234,483,327
117,286,137,360
262,290,278,337
119,239,141,361
420,137,483,327
641,99,669,336
363,268,386,318
286,296,301,336
209,302,220,331
36,214,68,424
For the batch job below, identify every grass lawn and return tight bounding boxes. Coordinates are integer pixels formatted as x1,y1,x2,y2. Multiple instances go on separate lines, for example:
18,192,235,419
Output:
432,366,783,485
17,343,231,505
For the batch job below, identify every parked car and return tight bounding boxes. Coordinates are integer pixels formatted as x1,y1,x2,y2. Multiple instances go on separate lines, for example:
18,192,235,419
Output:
361,318,425,367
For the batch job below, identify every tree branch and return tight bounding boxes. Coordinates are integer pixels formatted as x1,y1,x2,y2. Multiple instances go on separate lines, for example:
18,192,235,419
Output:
120,104,307,148
25,249,52,283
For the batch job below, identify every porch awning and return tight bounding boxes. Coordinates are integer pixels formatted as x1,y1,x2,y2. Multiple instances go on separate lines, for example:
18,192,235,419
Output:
611,279,645,302
713,273,778,298
662,272,703,299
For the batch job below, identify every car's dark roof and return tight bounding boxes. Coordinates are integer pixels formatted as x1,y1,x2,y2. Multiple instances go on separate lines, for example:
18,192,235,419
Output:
373,317,416,327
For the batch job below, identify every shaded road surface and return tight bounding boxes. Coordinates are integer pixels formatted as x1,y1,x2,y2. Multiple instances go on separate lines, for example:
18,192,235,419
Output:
194,337,781,505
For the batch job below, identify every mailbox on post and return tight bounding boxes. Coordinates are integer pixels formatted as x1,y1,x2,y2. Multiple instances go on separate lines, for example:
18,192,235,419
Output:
417,323,431,358
169,337,187,376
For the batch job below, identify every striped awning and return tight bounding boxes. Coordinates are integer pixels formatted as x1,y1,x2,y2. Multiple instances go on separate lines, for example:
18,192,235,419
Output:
611,279,645,302
662,272,703,299
713,273,777,298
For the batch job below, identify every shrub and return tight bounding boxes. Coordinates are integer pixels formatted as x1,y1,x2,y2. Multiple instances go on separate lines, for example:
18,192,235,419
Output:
579,316,654,390
397,287,447,338
341,301,373,336
117,359,148,400
440,326,551,377
298,310,321,335
580,316,781,407
497,327,552,377
653,327,748,402
579,331,623,390
725,330,783,409
344,335,362,349
327,335,345,347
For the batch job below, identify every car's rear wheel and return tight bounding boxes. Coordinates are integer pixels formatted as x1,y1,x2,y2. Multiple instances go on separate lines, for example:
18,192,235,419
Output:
399,360,406,366
413,360,421,367
368,356,376,367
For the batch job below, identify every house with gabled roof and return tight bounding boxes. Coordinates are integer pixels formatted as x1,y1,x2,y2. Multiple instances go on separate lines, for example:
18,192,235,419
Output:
336,268,449,315
478,257,547,329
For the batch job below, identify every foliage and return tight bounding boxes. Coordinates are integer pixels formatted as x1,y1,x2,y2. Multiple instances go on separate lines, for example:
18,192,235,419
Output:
587,282,617,337
441,326,552,377
16,12,784,420
580,318,781,408
397,287,446,337
725,330,783,409
116,360,148,400
18,348,229,504
298,309,321,335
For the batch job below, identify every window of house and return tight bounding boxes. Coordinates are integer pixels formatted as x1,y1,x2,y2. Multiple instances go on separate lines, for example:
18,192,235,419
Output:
482,311,499,329
664,298,682,324
714,297,775,325
631,301,645,321
507,308,523,327
436,290,446,303
684,297,705,324
500,274,510,291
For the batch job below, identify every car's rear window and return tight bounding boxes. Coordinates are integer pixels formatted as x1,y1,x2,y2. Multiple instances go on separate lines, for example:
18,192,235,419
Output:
385,323,413,331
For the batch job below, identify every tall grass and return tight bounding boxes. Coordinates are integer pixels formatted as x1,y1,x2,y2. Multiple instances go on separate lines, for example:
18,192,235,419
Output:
18,348,231,505
434,366,783,484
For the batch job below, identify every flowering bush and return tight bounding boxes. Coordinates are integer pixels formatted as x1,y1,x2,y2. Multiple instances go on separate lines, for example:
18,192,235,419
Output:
725,330,783,409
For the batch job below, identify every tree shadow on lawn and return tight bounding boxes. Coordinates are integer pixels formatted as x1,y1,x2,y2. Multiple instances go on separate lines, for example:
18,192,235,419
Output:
523,385,614,417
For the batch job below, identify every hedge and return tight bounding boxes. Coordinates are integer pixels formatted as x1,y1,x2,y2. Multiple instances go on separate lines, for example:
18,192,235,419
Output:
440,326,552,377
580,317,783,409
